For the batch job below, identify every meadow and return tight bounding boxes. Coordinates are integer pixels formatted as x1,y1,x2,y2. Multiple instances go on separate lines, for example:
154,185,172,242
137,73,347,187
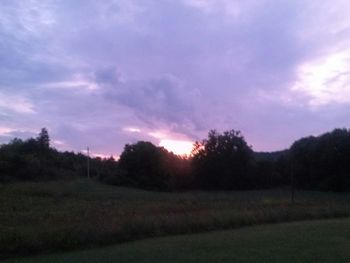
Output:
2,179,350,260
8,218,350,262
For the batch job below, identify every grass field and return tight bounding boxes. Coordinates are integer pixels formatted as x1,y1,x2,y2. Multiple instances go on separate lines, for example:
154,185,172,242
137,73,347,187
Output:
7,218,350,263
2,179,350,259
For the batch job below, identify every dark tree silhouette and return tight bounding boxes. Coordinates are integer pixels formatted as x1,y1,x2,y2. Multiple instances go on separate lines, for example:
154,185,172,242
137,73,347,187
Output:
37,128,50,149
1,127,350,192
290,128,350,191
192,130,254,190
0,128,119,182
118,141,170,190
118,141,192,190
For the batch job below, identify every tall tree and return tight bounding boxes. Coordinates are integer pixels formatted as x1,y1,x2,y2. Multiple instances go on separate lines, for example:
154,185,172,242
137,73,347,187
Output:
118,141,169,190
118,141,192,190
192,130,254,190
37,128,50,149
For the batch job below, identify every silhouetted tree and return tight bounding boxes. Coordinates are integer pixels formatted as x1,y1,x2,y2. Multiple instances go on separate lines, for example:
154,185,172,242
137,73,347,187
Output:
0,128,119,182
2,126,350,192
118,141,192,190
290,128,350,191
192,130,254,190
37,128,50,149
118,141,169,190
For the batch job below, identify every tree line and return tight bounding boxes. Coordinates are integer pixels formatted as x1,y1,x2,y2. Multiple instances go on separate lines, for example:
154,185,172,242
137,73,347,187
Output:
1,127,350,192
0,128,119,183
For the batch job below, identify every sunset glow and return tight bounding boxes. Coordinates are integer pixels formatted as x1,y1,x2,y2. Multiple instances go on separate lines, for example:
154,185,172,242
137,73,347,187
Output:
159,139,194,156
1,1,350,154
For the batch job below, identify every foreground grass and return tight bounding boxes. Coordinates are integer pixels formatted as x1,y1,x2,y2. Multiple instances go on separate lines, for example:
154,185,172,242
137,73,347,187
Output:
2,179,350,259
8,218,350,263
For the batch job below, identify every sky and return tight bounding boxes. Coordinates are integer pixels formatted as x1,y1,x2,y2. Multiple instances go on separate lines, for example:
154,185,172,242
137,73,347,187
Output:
1,0,350,156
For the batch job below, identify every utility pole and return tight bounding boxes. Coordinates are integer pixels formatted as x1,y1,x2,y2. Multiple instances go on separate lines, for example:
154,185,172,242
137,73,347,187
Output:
87,146,90,179
290,163,295,204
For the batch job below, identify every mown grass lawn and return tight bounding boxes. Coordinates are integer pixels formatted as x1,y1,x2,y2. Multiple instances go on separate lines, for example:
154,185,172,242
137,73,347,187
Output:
2,179,350,259
8,218,350,263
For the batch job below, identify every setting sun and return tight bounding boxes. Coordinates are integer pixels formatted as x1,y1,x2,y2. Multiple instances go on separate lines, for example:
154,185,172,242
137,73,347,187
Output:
159,139,194,156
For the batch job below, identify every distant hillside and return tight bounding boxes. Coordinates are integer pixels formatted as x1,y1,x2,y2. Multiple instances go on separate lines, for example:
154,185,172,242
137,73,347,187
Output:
254,150,289,162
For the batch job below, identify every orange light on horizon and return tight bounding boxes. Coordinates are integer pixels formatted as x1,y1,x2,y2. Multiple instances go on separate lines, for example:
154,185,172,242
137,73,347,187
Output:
159,139,194,156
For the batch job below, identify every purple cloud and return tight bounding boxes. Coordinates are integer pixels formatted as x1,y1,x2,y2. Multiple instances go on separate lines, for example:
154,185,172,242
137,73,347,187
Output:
1,0,350,155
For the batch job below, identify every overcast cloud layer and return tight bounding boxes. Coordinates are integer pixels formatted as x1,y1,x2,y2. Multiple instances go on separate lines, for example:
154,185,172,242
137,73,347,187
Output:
1,0,350,156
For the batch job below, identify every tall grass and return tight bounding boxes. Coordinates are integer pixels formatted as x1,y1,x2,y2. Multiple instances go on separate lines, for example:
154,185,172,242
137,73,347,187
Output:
1,179,350,259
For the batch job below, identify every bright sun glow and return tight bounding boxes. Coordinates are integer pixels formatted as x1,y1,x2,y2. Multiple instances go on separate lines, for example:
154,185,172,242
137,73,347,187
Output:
159,139,194,156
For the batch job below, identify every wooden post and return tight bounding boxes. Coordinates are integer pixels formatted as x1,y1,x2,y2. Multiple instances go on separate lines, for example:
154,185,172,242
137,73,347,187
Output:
291,163,295,204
